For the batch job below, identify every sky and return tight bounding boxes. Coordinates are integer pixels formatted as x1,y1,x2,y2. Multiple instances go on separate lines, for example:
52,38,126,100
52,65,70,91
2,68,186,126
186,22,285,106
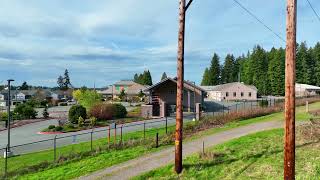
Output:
0,0,320,88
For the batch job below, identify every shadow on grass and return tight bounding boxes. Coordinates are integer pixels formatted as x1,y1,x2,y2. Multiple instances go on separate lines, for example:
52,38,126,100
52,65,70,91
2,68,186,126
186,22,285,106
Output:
182,140,320,178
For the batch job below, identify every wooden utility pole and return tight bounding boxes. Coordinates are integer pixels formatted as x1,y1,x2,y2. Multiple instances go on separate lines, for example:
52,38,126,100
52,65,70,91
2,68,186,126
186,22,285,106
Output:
284,0,297,179
175,0,186,174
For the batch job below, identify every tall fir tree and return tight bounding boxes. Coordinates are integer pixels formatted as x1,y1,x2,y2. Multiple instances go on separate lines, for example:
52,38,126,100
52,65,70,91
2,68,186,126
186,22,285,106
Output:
221,54,235,83
201,68,210,86
208,53,221,85
313,43,320,86
161,72,168,81
250,45,269,95
268,48,285,95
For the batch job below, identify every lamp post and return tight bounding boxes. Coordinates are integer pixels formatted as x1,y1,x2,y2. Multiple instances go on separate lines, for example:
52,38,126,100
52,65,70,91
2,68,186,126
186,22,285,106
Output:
7,79,14,155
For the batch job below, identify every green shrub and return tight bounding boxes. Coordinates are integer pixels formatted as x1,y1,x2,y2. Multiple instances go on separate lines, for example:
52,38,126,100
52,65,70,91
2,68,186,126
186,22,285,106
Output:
112,104,127,118
90,117,97,127
78,116,85,127
0,112,8,121
68,105,87,124
48,125,56,129
55,126,63,131
14,103,38,119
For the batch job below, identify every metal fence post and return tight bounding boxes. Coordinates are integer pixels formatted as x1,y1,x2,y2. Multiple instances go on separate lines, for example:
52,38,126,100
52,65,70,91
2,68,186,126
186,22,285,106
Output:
114,124,117,145
165,117,168,134
156,133,159,148
54,135,57,162
143,121,146,140
108,125,110,145
222,105,225,116
5,145,8,179
236,103,238,112
202,141,205,154
120,125,123,144
90,130,93,151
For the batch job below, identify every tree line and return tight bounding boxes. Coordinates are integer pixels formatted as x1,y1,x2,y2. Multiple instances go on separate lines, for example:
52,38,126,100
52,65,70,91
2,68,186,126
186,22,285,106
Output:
133,70,153,86
201,42,320,96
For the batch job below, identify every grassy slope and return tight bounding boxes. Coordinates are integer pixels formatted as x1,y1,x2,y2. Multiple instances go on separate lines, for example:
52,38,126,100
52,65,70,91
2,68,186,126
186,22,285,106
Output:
5,102,320,179
135,128,320,180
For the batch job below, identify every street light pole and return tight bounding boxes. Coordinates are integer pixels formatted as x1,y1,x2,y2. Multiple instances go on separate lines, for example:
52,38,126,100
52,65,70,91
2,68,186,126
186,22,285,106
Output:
7,79,14,153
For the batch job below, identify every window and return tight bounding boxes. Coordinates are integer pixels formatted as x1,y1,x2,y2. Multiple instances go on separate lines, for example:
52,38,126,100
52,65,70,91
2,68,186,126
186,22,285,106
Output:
226,92,229,97
233,92,236,97
241,92,244,97
170,90,175,94
249,92,252,97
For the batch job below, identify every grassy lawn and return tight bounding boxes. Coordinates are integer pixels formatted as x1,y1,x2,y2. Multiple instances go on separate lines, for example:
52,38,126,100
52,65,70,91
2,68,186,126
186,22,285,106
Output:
135,127,320,180
1,102,320,179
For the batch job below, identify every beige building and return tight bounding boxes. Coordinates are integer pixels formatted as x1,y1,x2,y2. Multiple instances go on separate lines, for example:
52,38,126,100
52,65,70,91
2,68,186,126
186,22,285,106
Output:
98,80,148,100
296,83,320,97
201,82,257,101
144,78,206,116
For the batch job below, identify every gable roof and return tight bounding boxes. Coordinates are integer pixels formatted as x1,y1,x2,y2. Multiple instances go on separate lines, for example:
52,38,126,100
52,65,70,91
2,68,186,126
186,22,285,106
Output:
296,83,320,90
201,82,258,92
145,77,206,92
114,80,136,86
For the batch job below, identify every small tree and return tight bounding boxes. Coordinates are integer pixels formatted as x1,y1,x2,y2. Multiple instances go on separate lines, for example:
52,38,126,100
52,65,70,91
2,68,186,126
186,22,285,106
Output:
43,106,49,119
90,117,97,127
119,89,127,101
78,116,85,127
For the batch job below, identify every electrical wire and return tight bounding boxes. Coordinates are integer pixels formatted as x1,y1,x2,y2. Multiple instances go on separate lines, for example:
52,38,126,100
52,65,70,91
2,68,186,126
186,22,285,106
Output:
232,0,286,43
306,0,320,23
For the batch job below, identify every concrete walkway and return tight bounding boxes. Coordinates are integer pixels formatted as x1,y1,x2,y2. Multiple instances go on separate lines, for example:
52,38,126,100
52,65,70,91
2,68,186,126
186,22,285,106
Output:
78,120,284,180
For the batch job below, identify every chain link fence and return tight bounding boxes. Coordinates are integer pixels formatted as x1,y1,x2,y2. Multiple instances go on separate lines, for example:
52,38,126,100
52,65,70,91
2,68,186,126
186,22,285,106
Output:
0,96,318,178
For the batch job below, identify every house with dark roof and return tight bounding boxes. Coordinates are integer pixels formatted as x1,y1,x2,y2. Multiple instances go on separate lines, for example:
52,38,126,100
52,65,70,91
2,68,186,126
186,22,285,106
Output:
144,78,206,116
201,82,258,101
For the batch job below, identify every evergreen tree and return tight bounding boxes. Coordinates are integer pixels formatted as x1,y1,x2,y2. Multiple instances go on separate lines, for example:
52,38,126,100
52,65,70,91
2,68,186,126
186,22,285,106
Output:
201,68,210,86
313,43,320,86
161,72,168,81
20,81,29,90
250,45,269,95
208,53,221,85
134,74,139,83
221,54,235,83
144,70,153,86
268,48,285,95
296,42,312,84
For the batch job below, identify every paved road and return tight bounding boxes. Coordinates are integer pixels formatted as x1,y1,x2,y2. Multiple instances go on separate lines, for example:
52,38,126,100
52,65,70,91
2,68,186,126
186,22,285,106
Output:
0,114,195,155
78,120,285,180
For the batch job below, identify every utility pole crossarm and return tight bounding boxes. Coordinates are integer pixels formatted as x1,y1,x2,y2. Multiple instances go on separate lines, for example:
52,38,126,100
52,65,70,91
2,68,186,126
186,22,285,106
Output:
185,0,194,12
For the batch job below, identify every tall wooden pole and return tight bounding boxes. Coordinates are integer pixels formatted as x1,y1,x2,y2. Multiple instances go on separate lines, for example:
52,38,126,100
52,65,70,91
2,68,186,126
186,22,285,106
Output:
284,0,297,179
175,0,186,174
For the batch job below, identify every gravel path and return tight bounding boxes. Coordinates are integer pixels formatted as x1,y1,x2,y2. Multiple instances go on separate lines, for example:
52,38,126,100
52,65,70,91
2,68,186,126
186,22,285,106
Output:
78,120,284,180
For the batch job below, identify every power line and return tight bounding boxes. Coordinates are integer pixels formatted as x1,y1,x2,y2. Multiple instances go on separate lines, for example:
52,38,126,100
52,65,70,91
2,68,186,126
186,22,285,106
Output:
232,0,286,43
306,0,320,23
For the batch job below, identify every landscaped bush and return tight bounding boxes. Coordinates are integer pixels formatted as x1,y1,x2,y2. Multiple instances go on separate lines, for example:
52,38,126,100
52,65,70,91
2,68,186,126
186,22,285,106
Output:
0,112,8,121
89,103,113,120
112,104,127,118
55,126,63,131
14,103,38,119
48,125,56,130
68,105,87,124
89,103,127,120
